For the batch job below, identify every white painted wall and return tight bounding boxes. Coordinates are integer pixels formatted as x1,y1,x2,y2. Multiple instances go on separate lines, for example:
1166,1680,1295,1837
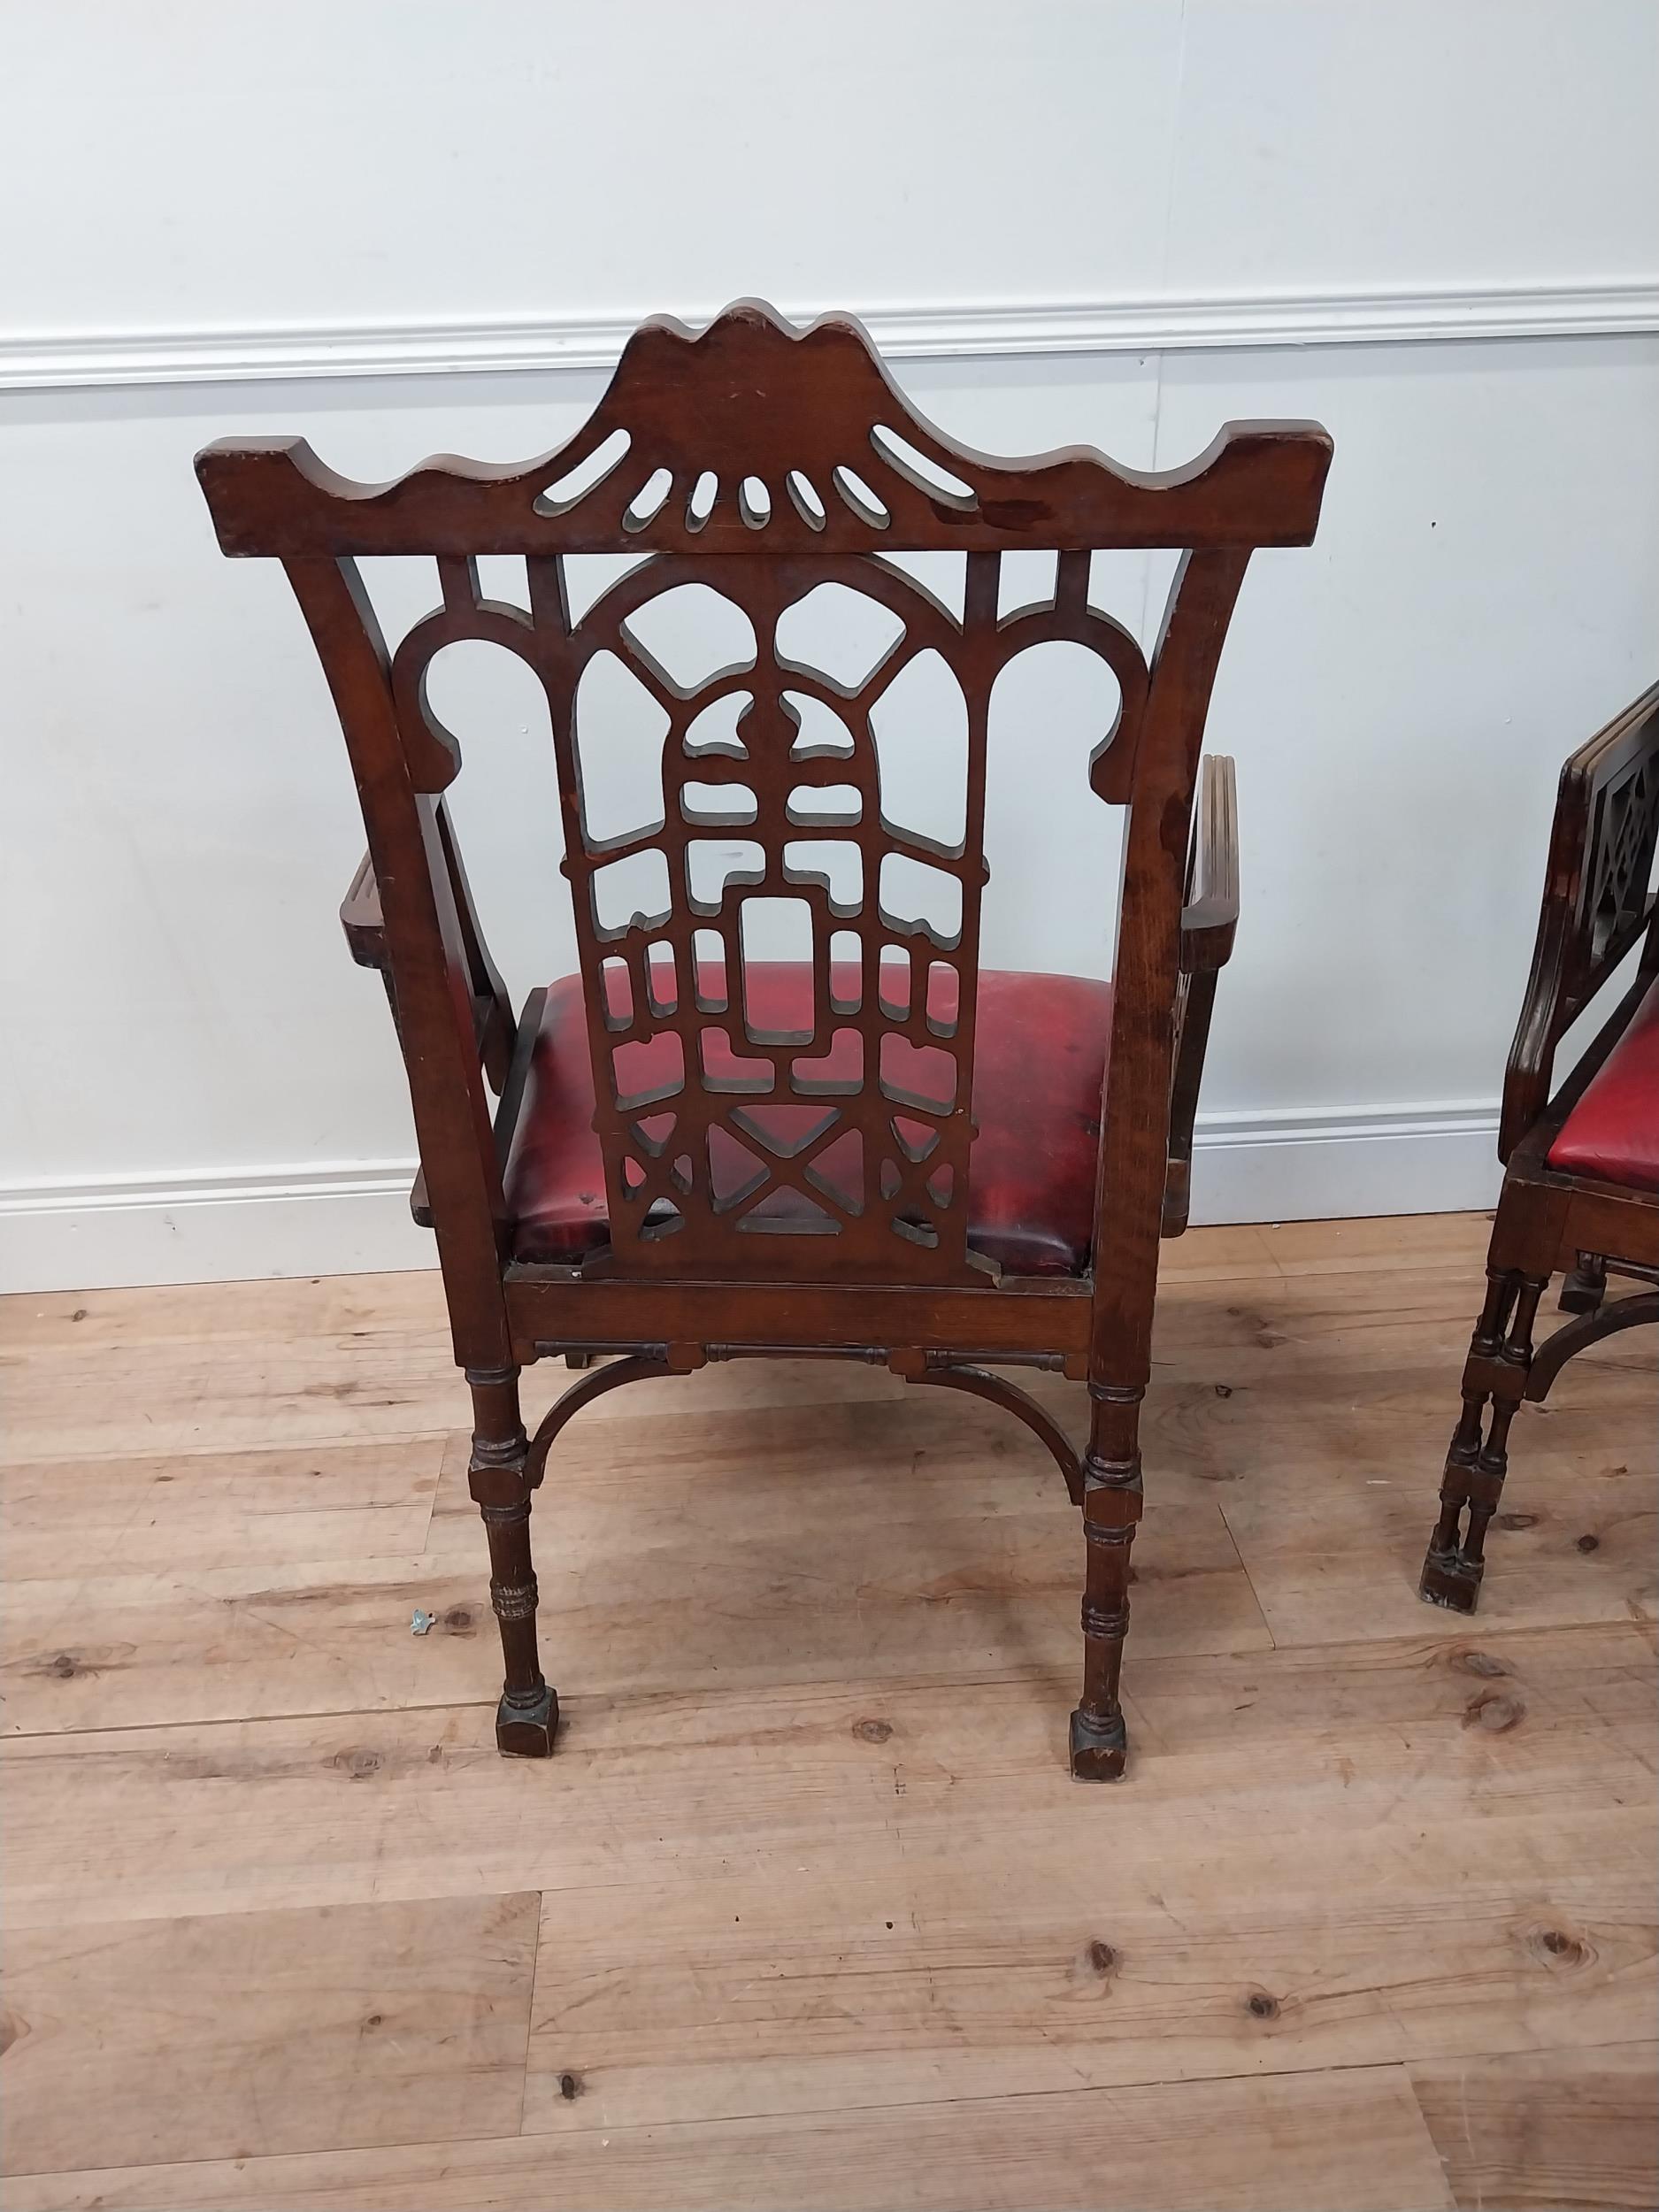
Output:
3,0,1656,1290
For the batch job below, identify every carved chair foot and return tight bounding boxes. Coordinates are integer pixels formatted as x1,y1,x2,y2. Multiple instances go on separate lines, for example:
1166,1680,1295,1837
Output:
1418,1546,1483,1614
1069,1707,1128,1782
1558,1258,1608,1315
495,1684,559,1757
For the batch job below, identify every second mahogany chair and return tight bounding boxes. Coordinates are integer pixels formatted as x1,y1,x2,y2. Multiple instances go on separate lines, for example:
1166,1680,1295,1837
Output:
197,303,1331,1778
1421,684,1659,1613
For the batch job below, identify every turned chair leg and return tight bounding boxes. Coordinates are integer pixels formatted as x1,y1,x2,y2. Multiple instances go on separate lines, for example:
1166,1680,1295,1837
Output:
1070,1382,1144,1781
466,1365,557,1756
1419,1270,1546,1614
1559,1252,1608,1314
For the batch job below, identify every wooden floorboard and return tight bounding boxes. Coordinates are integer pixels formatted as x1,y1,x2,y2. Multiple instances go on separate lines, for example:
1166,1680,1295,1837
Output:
1409,2041,1659,2211
2,1893,539,2177
1,1213,1653,2210
4,1622,1653,1927
0,1487,1267,1737
0,1436,444,1578
1,2067,1455,2211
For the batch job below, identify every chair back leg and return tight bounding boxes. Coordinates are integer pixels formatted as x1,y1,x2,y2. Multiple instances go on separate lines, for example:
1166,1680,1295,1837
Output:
1070,1382,1145,1779
467,1366,557,1755
1420,1266,1547,1614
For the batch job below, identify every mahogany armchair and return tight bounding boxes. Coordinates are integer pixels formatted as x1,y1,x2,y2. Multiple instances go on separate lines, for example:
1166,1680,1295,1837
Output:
1421,683,1659,1613
198,303,1331,1778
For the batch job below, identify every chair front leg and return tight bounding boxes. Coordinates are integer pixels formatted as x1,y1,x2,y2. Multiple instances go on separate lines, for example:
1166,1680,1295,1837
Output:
1070,1382,1144,1780
1419,1269,1547,1614
467,1365,557,1755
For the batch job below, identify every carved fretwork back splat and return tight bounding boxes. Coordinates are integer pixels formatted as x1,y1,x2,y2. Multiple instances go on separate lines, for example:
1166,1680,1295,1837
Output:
1585,753,1659,969
540,547,1010,1282
197,301,1331,1289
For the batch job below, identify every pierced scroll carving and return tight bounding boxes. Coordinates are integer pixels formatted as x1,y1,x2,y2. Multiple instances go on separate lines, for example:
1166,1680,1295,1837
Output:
511,305,1055,549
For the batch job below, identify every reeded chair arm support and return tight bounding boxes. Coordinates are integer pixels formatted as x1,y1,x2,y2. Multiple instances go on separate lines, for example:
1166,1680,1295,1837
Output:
1179,753,1240,975
339,802,517,1095
339,850,387,969
1164,755,1239,1236
340,810,519,1233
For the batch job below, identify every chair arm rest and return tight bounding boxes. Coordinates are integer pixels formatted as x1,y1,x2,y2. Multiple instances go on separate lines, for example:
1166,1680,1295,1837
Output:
1164,757,1239,1236
1179,755,1239,973
340,851,387,968
342,841,515,1096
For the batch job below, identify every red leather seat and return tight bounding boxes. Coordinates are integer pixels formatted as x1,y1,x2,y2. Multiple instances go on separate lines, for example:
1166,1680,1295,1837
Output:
1546,975,1659,1192
503,966,1113,1275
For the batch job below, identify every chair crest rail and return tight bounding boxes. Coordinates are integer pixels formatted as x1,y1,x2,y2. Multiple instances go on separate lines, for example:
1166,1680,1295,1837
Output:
198,300,1330,559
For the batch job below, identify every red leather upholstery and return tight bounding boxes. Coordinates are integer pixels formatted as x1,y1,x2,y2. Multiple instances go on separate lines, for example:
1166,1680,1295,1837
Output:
504,965,1113,1275
1546,975,1659,1192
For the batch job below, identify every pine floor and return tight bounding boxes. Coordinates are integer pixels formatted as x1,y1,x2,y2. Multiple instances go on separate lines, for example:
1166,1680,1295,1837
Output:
1,1213,1655,2212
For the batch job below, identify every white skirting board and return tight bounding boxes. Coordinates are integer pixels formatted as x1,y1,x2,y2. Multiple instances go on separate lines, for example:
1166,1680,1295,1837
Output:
1188,1102,1502,1230
0,1103,1502,1295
